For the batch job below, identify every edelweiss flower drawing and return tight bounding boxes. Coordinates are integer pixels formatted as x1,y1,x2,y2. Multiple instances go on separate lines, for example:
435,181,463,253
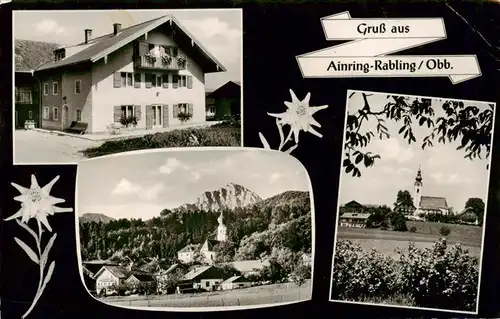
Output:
259,89,328,154
5,175,73,319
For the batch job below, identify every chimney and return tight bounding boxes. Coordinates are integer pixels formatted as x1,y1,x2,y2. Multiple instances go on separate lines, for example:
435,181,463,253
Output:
113,23,122,35
84,29,92,44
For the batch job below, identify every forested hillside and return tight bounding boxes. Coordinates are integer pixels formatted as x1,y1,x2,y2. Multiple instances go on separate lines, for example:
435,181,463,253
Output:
79,190,311,267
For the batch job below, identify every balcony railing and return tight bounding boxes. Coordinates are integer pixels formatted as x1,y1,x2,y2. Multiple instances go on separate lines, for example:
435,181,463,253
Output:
134,55,186,71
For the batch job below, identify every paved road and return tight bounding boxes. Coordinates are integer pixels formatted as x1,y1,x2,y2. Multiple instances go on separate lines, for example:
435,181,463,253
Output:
14,130,101,164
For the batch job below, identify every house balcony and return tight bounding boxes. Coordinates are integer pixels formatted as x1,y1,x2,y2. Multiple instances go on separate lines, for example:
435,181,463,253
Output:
133,55,186,71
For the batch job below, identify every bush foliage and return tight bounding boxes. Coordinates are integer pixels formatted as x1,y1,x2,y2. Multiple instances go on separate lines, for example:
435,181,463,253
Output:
82,122,241,158
331,238,479,311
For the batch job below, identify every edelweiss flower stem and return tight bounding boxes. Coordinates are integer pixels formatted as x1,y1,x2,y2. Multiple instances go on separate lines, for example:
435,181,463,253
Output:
5,175,71,318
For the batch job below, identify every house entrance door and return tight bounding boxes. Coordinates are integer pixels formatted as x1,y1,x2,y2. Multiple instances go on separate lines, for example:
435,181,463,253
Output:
62,104,69,129
152,105,162,129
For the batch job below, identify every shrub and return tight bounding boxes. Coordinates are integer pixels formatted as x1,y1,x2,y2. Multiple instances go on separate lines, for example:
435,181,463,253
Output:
391,213,408,231
409,226,417,233
331,238,479,312
82,125,241,158
440,226,451,236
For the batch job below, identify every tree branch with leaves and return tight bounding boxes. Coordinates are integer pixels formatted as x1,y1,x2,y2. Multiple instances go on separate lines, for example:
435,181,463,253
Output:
343,92,494,177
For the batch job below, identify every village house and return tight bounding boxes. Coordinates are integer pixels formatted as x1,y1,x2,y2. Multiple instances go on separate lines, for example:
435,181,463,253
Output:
224,259,270,277
15,70,39,129
31,15,226,134
93,264,155,295
205,80,241,120
338,212,371,228
340,200,365,215
177,244,201,264
220,275,252,290
177,265,226,293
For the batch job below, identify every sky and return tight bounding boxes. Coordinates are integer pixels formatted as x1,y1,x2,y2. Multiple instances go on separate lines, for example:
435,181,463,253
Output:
13,9,242,91
338,91,495,213
77,149,310,220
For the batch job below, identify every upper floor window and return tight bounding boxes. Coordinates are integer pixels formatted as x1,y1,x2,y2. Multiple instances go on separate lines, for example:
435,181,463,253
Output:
52,82,59,95
43,83,49,96
75,80,82,94
15,87,32,103
54,50,66,61
178,75,187,87
121,72,133,87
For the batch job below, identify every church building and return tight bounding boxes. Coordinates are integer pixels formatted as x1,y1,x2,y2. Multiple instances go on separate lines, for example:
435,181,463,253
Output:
177,212,228,264
412,167,451,217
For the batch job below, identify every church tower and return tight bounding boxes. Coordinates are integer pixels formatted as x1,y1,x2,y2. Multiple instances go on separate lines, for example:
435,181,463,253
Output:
217,212,227,242
413,166,423,210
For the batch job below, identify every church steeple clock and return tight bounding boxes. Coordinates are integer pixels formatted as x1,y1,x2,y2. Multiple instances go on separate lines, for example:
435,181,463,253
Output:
413,166,423,209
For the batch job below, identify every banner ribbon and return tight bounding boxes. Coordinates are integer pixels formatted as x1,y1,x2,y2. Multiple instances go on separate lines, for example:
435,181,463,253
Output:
296,12,481,84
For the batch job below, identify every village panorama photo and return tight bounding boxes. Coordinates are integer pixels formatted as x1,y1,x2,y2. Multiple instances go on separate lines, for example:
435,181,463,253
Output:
76,147,314,310
13,9,242,164
330,90,495,314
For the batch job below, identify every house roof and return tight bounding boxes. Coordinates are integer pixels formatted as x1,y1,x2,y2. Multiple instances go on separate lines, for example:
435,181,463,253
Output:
178,243,200,253
35,15,226,73
222,275,247,284
339,212,371,220
206,81,241,99
183,265,213,281
202,239,219,251
419,196,449,209
82,266,94,278
343,200,363,208
95,265,131,280
225,260,270,273
127,273,155,282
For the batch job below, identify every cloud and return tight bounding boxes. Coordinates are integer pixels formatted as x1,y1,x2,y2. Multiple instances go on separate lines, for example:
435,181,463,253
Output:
183,17,240,40
191,171,201,181
430,172,474,185
182,17,241,66
111,178,165,200
159,157,190,174
112,178,141,195
35,19,66,35
269,172,282,184
371,138,415,163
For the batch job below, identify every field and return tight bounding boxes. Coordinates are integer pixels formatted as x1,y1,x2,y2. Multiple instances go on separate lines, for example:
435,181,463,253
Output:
101,281,311,308
336,222,483,259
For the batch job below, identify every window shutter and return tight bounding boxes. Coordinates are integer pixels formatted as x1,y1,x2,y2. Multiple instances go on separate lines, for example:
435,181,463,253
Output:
172,75,179,89
188,103,194,115
173,104,179,118
134,73,141,88
113,72,121,88
162,105,169,128
114,106,122,122
187,76,193,89
145,73,152,88
162,74,169,88
134,105,141,120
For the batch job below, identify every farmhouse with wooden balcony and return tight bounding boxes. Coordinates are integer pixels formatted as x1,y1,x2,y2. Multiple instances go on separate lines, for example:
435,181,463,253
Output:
32,15,226,134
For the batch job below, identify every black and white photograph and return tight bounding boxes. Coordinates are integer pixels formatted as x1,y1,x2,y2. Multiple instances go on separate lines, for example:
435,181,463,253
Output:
13,9,242,164
76,148,313,310
330,90,495,314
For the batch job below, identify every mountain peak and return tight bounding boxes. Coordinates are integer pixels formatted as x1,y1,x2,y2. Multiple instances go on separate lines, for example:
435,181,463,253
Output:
173,183,263,212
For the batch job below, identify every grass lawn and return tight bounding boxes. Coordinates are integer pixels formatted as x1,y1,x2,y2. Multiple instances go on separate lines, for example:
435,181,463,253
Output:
101,281,311,308
336,224,483,259
81,121,241,158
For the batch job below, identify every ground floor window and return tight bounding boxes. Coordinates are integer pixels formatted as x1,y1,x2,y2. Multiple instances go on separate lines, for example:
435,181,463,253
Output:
43,107,49,120
28,110,33,119
121,105,134,118
178,103,192,115
205,281,210,287
76,109,82,122
53,107,59,120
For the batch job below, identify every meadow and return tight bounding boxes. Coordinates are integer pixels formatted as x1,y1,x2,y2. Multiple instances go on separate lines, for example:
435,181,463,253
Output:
102,281,311,308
